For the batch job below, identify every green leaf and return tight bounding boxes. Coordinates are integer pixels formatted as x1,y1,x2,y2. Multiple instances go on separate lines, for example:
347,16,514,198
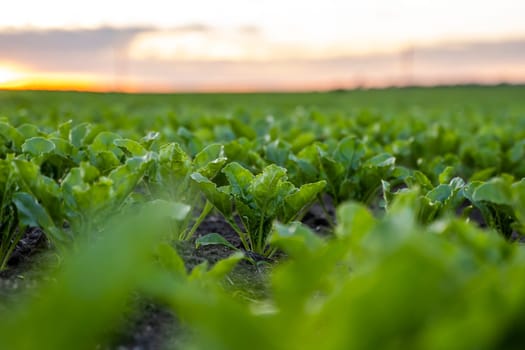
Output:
12,192,65,245
228,118,257,140
88,150,121,173
57,120,72,139
193,143,224,168
426,184,453,205
473,178,513,206
108,157,149,204
223,139,265,174
17,124,41,138
159,143,191,174
335,202,375,241
195,233,238,250
438,166,455,184
319,154,345,200
291,132,316,152
249,164,288,210
70,122,91,148
333,136,365,170
193,143,227,179
265,140,291,167
90,132,122,152
288,154,319,184
156,242,187,277
222,162,254,199
470,167,497,182
13,159,62,220
281,180,326,223
512,179,525,227
0,122,25,150
49,137,74,158
206,251,245,280
142,199,191,221
406,171,434,192
114,138,147,156
191,172,233,217
365,153,396,168
79,161,101,183
270,222,323,257
22,137,55,156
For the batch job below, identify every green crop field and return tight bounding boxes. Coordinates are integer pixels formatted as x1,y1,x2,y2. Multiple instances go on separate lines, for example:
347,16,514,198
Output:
1,86,525,349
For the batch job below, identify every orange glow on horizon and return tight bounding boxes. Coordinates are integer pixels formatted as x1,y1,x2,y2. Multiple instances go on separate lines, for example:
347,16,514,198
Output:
0,69,140,93
1,61,525,93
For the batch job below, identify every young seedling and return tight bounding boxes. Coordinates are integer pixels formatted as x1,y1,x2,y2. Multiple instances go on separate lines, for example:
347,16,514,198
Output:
191,162,326,257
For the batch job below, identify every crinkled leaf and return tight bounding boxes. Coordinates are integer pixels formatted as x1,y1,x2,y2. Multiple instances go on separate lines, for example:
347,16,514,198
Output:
249,164,288,210
88,150,121,174
333,136,365,170
194,144,227,179
159,143,191,173
193,143,224,168
281,180,326,223
222,162,254,199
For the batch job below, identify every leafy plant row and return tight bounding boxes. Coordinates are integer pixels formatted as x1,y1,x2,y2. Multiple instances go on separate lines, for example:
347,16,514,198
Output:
1,118,524,267
2,190,524,349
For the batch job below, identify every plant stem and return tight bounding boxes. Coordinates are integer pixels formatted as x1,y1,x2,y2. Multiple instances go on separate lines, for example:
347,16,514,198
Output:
183,200,213,240
256,206,267,254
226,217,250,251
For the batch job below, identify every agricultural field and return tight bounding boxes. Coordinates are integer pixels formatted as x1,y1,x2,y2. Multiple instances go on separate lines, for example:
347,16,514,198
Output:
1,86,525,349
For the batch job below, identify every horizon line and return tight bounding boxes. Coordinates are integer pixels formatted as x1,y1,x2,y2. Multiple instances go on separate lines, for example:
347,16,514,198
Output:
2,82,524,95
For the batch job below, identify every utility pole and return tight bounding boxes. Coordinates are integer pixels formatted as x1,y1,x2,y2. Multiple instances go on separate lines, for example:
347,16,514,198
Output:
400,45,415,86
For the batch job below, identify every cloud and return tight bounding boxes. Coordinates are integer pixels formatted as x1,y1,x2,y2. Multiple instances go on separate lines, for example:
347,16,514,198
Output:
0,26,524,90
0,26,149,52
0,25,217,70
415,39,525,65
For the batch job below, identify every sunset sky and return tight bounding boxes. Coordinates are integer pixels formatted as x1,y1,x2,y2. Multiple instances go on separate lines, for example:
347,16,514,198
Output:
1,0,525,91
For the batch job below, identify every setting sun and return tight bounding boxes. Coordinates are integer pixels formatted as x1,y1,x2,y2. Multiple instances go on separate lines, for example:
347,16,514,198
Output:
0,65,24,86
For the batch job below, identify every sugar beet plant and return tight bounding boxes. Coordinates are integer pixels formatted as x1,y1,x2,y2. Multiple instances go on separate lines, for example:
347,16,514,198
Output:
145,142,227,240
192,162,326,257
12,154,152,247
